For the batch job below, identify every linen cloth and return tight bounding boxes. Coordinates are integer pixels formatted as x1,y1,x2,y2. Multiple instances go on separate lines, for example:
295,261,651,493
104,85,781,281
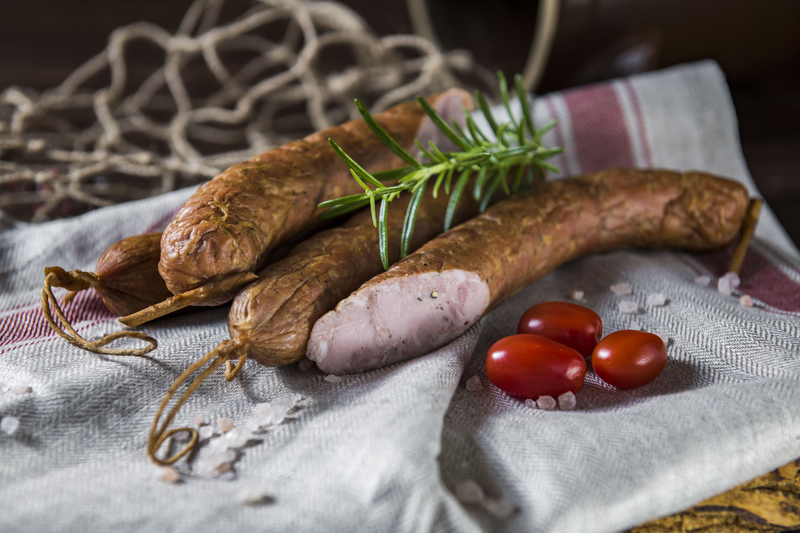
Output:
1,61,799,532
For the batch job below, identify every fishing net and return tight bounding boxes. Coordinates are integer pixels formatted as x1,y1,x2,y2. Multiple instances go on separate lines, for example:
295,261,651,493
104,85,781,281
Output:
0,0,494,222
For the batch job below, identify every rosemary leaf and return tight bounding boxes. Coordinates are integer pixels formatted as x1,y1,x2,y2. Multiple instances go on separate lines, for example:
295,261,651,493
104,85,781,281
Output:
416,96,472,152
318,198,371,220
515,74,536,139
475,90,500,137
378,197,389,269
445,168,472,231
373,166,415,182
480,176,502,213
355,99,422,168
329,140,384,189
400,186,426,258
511,164,526,192
534,119,558,143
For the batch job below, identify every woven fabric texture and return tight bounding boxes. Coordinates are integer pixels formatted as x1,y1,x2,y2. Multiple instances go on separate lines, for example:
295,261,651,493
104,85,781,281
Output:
1,61,799,533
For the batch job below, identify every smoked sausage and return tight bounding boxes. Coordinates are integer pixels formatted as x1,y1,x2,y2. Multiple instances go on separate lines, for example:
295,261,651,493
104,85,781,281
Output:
158,89,471,303
307,169,750,374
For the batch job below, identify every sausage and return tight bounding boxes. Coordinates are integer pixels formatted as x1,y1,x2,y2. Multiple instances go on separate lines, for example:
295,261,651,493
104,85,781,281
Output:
158,89,471,304
146,178,482,465
307,169,750,375
44,232,172,317
226,181,482,367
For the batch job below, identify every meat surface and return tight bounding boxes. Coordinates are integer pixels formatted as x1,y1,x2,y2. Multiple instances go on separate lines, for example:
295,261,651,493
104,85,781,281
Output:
307,169,750,374
227,184,481,367
158,89,471,303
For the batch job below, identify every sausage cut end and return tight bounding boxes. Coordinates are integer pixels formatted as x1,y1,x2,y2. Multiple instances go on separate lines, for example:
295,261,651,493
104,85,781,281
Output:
307,270,490,374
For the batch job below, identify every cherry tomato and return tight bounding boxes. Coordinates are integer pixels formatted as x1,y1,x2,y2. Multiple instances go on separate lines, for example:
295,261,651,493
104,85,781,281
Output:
591,330,667,389
517,301,602,358
485,334,587,399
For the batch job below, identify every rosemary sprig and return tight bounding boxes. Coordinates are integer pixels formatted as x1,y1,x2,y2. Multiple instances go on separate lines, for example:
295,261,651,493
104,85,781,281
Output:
318,72,564,269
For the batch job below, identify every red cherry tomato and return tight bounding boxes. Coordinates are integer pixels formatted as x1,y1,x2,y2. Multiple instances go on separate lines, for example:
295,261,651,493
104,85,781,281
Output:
485,334,587,399
591,330,667,389
517,301,602,358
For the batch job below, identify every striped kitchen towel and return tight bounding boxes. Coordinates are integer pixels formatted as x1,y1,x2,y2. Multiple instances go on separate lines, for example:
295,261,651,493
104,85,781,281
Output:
1,60,798,533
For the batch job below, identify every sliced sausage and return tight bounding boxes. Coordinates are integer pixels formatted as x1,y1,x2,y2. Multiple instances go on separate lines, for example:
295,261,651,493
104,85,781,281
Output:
307,169,750,374
227,185,481,367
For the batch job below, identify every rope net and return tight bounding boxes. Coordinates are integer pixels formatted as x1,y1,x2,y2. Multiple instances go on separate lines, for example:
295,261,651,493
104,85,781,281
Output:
0,0,493,222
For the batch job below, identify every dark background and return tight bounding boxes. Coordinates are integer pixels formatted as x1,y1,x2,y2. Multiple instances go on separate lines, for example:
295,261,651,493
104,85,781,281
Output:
1,0,798,248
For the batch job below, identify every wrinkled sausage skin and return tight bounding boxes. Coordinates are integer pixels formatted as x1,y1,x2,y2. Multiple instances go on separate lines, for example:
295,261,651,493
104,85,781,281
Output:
95,232,175,317
159,90,470,301
308,169,750,374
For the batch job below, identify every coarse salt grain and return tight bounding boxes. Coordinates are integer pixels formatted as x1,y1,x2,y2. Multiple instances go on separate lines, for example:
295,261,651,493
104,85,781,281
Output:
465,376,482,391
557,391,577,410
1,416,20,436
198,425,214,440
208,436,231,453
194,417,205,426
571,290,584,301
482,498,515,519
455,479,485,504
630,319,641,331
611,283,631,296
218,418,235,433
645,293,666,307
324,374,342,383
225,427,251,448
722,271,741,289
739,294,753,307
536,396,556,410
10,385,31,396
657,333,669,345
694,275,711,286
239,487,270,505
298,359,314,372
524,399,537,409
157,466,181,484
618,301,638,314
717,276,731,296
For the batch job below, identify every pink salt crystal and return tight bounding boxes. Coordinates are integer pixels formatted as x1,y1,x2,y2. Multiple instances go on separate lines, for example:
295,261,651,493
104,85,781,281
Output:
717,276,732,296
172,430,191,442
157,466,181,484
1,416,20,435
193,417,205,426
611,283,631,296
645,293,666,307
524,399,537,409
465,376,483,391
739,294,753,307
694,275,711,286
455,480,485,504
482,498,515,519
218,418,235,433
10,385,31,396
298,359,314,372
571,290,584,301
324,374,342,383
557,391,577,410
618,301,638,314
536,396,556,410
